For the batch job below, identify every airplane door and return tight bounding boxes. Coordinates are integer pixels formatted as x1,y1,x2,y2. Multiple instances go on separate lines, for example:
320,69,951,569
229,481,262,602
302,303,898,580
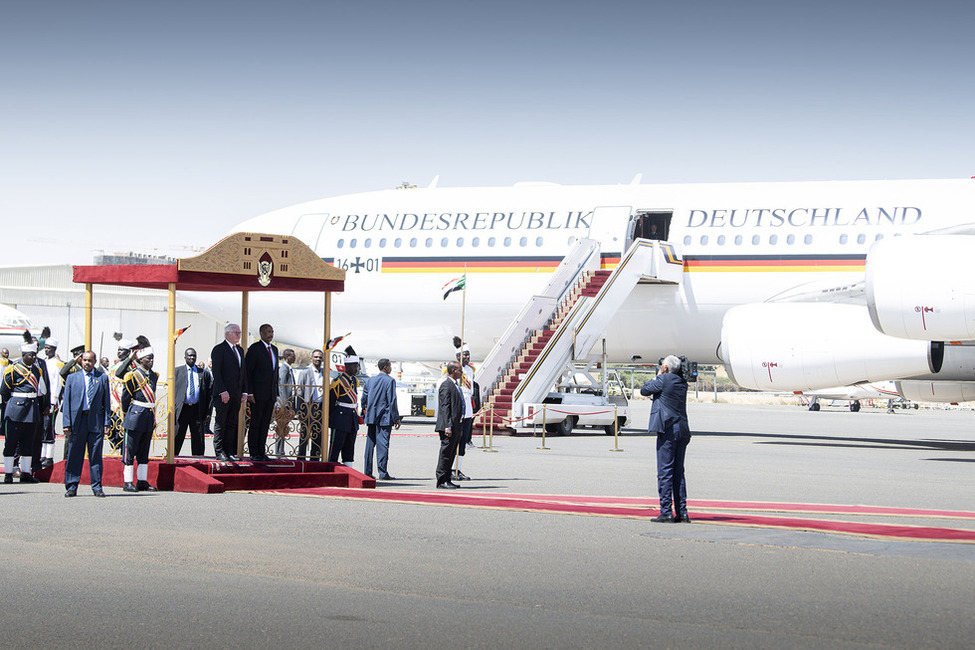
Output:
588,206,632,256
291,213,329,252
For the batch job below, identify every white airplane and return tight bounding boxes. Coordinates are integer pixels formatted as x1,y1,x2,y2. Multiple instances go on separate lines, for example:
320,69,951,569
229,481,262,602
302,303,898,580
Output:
184,177,975,400
794,380,905,412
0,304,36,356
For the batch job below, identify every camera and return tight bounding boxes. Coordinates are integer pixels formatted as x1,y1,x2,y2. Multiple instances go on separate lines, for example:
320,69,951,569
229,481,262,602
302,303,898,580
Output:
657,355,698,382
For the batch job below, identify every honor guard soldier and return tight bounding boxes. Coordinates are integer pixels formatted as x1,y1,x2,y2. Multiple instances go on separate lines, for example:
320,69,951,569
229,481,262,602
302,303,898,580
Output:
107,338,135,452
327,346,360,464
116,344,159,492
453,341,481,481
39,337,65,468
2,335,50,483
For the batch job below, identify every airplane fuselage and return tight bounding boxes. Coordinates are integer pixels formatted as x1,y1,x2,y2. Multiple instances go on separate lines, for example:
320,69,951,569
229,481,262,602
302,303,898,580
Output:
187,178,975,364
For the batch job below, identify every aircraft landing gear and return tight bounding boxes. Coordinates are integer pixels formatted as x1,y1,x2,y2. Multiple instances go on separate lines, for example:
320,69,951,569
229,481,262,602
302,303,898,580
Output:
808,398,820,412
850,400,861,412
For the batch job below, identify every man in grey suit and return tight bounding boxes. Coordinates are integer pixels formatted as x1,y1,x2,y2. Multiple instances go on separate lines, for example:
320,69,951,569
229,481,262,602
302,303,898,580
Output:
173,348,212,456
62,351,111,497
295,349,325,460
435,361,464,489
361,358,401,479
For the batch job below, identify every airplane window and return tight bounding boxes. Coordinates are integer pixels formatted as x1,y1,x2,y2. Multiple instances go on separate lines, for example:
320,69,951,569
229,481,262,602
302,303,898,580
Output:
379,238,387,248
337,239,344,249
700,235,708,245
350,238,357,249
425,238,433,247
504,237,512,246
395,237,402,247
717,235,726,245
567,236,575,246
456,237,464,247
441,237,448,247
472,237,480,247
803,234,812,245
683,236,691,246
535,237,543,247
857,234,865,245
839,234,848,245
786,235,795,245
769,234,778,245
751,235,760,245
875,234,884,241
488,237,496,247
519,237,527,247
409,238,417,248
734,235,742,245
364,238,372,248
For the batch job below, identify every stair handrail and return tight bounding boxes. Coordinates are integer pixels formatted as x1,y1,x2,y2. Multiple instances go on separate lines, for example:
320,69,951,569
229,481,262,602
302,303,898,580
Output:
512,239,679,408
475,237,601,400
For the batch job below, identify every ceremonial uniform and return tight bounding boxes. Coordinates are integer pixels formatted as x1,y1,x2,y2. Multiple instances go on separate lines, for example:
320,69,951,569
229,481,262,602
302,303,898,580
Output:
327,371,359,464
40,339,65,468
107,346,132,453
2,344,49,482
118,350,159,491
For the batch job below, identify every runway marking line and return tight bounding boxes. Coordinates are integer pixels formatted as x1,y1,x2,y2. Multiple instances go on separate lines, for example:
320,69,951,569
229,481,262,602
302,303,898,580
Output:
253,487,975,544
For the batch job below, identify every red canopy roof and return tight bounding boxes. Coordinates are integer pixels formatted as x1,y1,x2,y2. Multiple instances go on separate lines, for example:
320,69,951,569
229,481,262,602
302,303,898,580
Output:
72,232,345,293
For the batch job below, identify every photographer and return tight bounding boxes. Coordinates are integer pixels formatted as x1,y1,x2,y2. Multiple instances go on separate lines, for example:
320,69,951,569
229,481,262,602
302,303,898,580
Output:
640,354,692,523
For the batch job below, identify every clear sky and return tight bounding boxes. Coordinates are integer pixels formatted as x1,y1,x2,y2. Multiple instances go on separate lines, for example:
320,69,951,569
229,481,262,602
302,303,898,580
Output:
2,0,973,266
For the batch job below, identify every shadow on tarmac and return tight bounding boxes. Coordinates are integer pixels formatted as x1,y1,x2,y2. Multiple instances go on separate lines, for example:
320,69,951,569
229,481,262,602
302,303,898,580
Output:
701,430,975,452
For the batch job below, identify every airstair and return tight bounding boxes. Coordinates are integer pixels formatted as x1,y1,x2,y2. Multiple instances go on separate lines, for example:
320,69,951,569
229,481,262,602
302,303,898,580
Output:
475,237,683,432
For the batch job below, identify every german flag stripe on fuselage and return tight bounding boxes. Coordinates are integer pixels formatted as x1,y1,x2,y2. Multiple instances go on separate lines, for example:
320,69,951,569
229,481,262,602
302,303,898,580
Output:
322,254,868,274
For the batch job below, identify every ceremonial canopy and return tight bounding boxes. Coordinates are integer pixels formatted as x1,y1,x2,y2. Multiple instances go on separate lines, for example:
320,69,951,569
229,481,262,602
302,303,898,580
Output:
73,232,345,292
72,232,346,464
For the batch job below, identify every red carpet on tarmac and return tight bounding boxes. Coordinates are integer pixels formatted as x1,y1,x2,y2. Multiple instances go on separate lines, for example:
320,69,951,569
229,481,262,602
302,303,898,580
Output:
254,487,975,544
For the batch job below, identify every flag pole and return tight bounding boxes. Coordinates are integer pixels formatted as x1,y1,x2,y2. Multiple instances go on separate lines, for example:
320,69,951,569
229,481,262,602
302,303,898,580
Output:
460,264,467,351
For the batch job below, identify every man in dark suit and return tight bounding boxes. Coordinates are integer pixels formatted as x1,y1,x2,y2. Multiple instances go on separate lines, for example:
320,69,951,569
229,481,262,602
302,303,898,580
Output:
173,347,213,456
640,354,692,523
211,323,248,461
62,350,111,497
435,361,464,489
361,358,401,479
245,323,278,461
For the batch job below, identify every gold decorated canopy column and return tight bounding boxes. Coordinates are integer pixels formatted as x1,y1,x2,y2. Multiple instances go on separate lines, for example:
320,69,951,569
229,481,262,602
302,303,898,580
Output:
166,282,176,463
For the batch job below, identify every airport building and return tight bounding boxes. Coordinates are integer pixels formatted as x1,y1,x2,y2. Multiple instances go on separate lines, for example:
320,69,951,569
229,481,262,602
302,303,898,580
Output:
0,262,224,371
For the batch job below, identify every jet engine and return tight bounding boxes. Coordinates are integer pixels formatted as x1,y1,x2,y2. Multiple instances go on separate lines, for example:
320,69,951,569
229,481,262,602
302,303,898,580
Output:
721,303,943,391
866,234,975,340
895,380,975,403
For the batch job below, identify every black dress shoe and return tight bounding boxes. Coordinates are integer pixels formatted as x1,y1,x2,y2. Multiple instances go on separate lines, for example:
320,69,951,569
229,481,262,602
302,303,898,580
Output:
675,513,692,523
92,489,106,497
228,455,241,462
378,474,395,480
651,513,675,523
4,474,14,484
436,482,459,489
19,473,39,484
136,481,158,492
215,452,231,461
64,487,77,498
452,470,470,481
123,482,139,493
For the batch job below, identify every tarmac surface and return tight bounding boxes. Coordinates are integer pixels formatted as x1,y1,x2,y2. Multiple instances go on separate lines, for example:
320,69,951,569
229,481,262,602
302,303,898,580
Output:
3,400,974,648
